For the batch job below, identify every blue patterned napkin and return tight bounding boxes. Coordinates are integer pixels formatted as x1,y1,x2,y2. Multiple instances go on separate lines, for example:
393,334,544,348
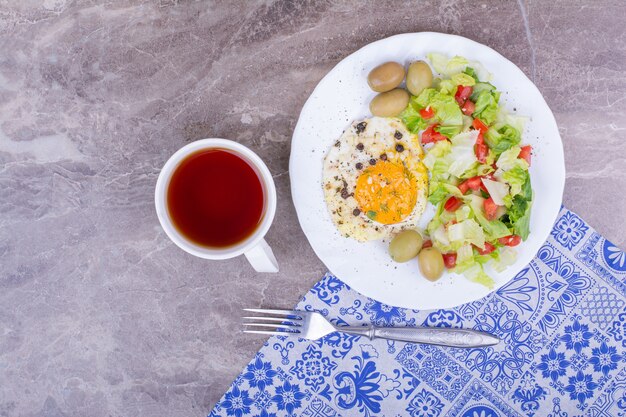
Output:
209,207,626,417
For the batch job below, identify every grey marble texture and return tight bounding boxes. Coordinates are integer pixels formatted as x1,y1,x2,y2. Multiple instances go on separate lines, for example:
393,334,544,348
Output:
0,0,624,416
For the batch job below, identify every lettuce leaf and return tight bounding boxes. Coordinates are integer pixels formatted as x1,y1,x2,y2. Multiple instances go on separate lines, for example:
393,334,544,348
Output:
496,146,524,171
447,130,479,177
485,124,521,154
503,194,532,240
473,89,499,125
400,105,428,133
447,219,486,249
463,67,479,82
466,195,512,239
428,53,468,76
414,88,438,108
470,82,496,102
430,93,463,128
428,181,462,205
502,166,529,196
451,72,476,87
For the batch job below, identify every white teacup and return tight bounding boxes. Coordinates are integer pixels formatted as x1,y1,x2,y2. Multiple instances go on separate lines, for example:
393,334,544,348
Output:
155,138,279,272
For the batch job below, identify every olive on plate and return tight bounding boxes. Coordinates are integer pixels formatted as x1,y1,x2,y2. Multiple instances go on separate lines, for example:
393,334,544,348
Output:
406,61,433,96
370,88,409,117
389,230,423,263
418,247,445,281
367,61,405,93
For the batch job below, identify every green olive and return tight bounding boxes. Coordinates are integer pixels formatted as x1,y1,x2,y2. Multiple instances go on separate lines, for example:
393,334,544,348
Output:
406,61,433,96
418,247,445,281
389,230,423,263
367,62,405,93
369,89,409,117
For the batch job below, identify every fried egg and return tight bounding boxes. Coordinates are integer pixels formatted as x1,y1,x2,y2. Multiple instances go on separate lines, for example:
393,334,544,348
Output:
323,117,428,241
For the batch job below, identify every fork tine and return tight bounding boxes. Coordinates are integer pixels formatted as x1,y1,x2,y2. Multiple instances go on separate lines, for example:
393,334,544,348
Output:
242,316,302,325
242,323,301,331
243,308,302,318
243,330,288,336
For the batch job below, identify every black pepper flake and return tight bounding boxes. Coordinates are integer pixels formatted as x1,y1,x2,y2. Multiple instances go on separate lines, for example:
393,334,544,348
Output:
394,130,403,140
353,208,361,216
334,140,340,147
341,189,349,199
356,143,364,151
356,122,367,133
395,144,404,152
355,162,363,170
380,153,387,161
369,158,376,165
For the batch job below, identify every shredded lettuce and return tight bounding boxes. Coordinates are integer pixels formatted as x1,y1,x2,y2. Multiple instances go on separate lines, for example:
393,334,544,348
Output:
447,219,486,249
398,53,534,288
428,53,468,76
428,181,462,205
451,72,476,87
473,90,499,125
496,146,524,171
485,124,521,154
502,166,529,196
447,130,479,177
470,82,496,102
399,105,427,133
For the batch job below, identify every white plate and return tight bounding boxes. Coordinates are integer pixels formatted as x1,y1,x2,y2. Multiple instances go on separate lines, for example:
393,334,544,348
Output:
289,32,565,309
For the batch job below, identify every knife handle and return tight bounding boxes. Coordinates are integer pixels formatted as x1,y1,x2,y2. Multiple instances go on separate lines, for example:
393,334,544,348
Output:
343,326,500,348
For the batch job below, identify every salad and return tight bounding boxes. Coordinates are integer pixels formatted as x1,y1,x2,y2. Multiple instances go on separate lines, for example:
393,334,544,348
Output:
399,54,533,288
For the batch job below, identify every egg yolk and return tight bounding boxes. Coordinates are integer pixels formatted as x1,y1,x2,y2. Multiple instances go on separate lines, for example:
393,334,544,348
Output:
354,160,417,224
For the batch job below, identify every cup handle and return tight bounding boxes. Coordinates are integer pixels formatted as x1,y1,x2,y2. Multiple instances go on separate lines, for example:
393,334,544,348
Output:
244,238,279,273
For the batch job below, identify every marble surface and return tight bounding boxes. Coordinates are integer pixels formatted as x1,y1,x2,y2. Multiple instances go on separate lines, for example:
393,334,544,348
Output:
0,1,624,416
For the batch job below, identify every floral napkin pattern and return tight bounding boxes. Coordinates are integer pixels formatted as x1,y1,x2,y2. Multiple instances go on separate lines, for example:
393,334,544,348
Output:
208,207,626,417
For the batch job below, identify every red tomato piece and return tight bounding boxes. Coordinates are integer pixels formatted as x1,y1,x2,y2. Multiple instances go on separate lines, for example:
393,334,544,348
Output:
475,143,488,163
444,196,463,212
443,253,457,269
455,85,473,105
518,145,532,166
419,106,434,119
466,176,483,190
422,240,433,248
475,242,496,255
498,235,522,247
472,118,489,133
483,197,499,220
461,100,476,116
458,181,470,194
421,124,448,144
476,131,485,146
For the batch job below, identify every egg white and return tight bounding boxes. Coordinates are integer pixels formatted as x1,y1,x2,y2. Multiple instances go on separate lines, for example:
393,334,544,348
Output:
322,117,428,241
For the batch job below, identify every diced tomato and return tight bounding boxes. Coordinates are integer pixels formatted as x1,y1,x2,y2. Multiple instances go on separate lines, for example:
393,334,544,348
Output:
443,253,457,269
483,197,499,220
498,235,522,247
466,176,483,191
461,100,476,116
518,145,532,166
444,196,463,212
475,242,496,255
472,118,489,133
458,176,485,195
476,131,485,146
475,143,488,163
421,124,448,144
455,85,473,105
419,106,434,119
422,240,433,248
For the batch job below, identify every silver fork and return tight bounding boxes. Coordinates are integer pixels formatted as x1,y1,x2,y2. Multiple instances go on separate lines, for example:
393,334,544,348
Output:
243,308,500,348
